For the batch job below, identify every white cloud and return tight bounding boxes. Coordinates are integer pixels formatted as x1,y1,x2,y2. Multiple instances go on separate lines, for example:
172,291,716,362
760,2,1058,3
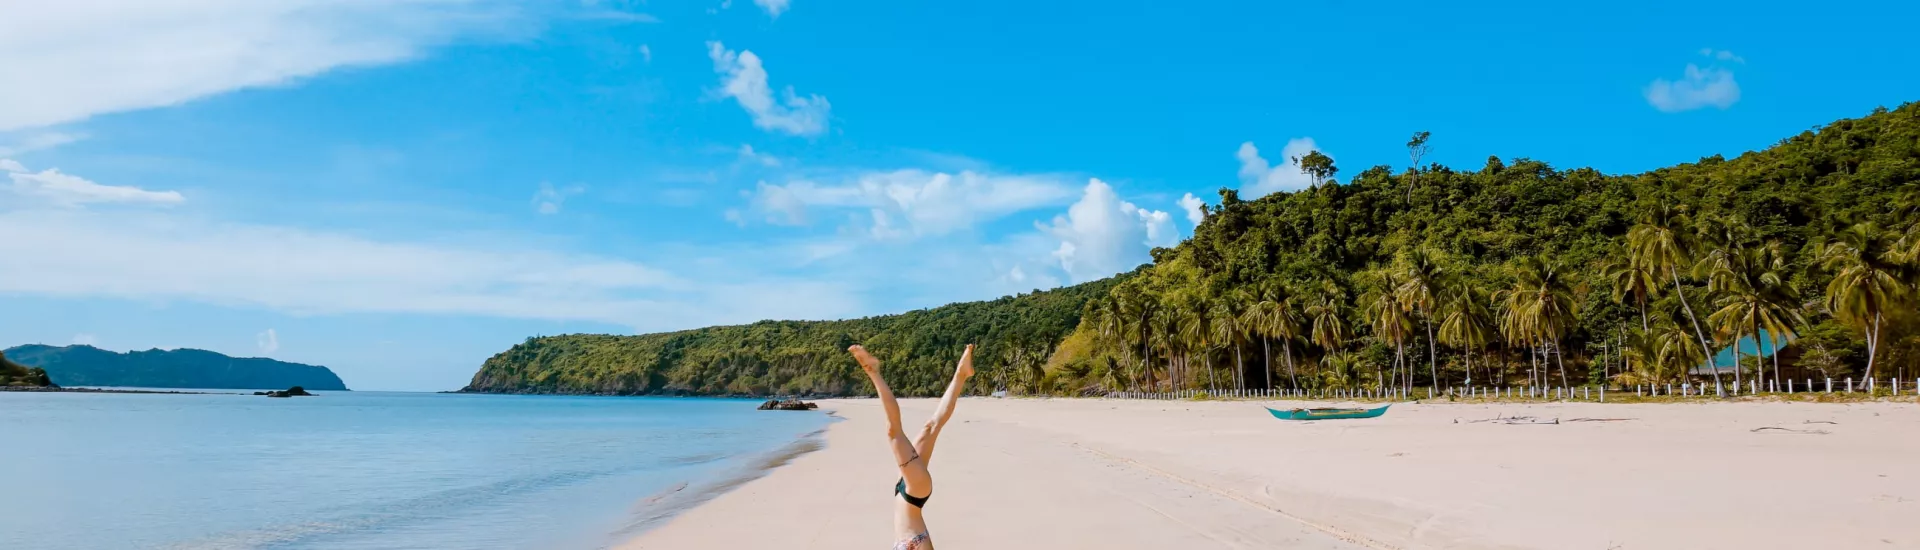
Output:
746,170,1078,238
1039,179,1174,283
707,41,831,136
754,0,791,18
72,334,98,347
1646,64,1741,113
256,329,280,355
638,44,652,63
0,0,526,132
3,161,185,207
1178,192,1206,226
0,132,84,157
1699,48,1745,64
738,144,781,167
1236,138,1326,197
531,182,584,214
0,209,864,331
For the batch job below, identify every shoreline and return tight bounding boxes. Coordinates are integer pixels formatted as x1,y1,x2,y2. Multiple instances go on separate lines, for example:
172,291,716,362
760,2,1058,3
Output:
620,397,1919,549
0,386,234,394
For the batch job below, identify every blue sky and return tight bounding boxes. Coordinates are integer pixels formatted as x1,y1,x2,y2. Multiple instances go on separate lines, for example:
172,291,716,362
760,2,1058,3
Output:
2,0,1915,391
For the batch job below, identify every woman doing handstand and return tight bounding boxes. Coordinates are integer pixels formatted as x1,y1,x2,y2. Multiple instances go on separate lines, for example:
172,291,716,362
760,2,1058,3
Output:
848,344,973,550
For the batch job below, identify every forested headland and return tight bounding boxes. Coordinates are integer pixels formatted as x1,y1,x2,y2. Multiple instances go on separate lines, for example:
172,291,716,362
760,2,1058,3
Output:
3,345,350,391
2,351,56,387
466,103,1920,398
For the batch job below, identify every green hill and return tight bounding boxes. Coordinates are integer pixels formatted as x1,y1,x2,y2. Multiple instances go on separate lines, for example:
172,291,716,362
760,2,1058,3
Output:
3,345,350,391
461,277,1121,396
2,351,55,387
464,102,1920,398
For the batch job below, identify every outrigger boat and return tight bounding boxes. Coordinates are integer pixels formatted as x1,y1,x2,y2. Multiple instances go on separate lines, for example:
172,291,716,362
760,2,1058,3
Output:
1266,404,1390,421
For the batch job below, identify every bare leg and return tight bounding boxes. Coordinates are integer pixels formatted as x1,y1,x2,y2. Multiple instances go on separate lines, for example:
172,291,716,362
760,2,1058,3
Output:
850,345,931,497
914,344,974,466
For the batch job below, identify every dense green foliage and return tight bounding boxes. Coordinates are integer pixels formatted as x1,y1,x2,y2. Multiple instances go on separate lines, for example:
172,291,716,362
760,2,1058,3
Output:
1055,103,1920,396
1,351,55,387
2,345,350,390
462,277,1121,396
467,103,1920,398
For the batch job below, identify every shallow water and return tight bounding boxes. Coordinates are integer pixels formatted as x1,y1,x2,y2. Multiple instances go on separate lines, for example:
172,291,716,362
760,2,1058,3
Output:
0,391,828,550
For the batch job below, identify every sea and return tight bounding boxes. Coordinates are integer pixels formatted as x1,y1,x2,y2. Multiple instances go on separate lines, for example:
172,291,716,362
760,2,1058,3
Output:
0,391,832,550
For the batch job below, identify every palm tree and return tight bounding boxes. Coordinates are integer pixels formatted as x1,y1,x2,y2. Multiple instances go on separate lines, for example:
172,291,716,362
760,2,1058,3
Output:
1437,280,1495,387
1152,307,1181,391
1396,248,1447,390
1364,271,1414,393
1320,350,1364,391
1180,298,1219,394
1246,283,1304,389
1627,205,1724,395
1306,280,1351,352
1529,258,1580,388
1703,241,1805,388
1819,222,1908,382
1211,294,1250,391
1119,291,1159,391
1092,296,1129,391
1600,253,1659,331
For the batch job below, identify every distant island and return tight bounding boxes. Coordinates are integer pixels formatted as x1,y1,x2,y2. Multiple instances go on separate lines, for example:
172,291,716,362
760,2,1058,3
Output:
2,345,349,391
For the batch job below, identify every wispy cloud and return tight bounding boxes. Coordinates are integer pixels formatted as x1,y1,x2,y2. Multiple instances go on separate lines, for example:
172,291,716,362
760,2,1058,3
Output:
744,169,1079,238
738,144,782,167
1646,50,1743,113
754,0,792,18
1235,138,1326,197
531,182,585,214
0,1,531,132
0,132,84,157
0,207,864,332
256,329,280,355
707,41,831,136
2,160,185,207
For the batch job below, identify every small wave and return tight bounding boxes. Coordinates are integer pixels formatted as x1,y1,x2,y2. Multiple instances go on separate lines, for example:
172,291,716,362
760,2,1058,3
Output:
606,427,830,542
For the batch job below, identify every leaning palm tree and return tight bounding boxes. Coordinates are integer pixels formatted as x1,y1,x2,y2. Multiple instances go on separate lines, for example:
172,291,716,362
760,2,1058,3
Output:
1627,205,1724,395
1364,271,1414,393
1819,222,1908,382
1246,283,1304,389
1703,241,1805,388
1395,248,1447,390
1437,280,1495,387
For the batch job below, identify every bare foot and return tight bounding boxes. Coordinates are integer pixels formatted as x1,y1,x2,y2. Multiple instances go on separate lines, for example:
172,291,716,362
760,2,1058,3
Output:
848,345,882,374
956,344,975,378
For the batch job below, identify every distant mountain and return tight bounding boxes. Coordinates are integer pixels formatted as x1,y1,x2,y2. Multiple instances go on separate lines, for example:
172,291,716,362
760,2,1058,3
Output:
2,351,56,387
2,345,349,391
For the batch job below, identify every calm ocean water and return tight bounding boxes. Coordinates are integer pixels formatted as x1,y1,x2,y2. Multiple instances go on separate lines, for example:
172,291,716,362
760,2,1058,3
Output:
0,391,831,550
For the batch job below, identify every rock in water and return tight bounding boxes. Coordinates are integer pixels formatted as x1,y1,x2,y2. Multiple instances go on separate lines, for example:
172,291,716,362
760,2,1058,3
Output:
263,386,316,398
757,398,818,411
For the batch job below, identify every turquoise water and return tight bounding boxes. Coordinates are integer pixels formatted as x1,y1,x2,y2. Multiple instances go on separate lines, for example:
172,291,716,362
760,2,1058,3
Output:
0,391,830,550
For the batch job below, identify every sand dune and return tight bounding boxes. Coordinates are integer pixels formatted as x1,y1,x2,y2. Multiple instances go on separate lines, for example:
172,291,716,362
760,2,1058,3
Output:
621,398,1920,549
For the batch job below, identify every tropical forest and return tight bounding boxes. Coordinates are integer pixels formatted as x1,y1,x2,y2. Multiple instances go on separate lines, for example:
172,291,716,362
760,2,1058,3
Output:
464,102,1920,398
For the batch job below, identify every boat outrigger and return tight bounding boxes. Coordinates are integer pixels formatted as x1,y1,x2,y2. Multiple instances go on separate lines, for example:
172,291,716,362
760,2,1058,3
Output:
1266,404,1390,421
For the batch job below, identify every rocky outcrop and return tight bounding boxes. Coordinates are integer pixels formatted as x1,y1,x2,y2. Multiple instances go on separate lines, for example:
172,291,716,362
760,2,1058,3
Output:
757,398,819,411
256,386,316,398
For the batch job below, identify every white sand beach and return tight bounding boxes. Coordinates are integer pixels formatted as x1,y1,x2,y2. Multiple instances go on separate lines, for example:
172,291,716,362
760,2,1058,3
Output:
622,398,1920,549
